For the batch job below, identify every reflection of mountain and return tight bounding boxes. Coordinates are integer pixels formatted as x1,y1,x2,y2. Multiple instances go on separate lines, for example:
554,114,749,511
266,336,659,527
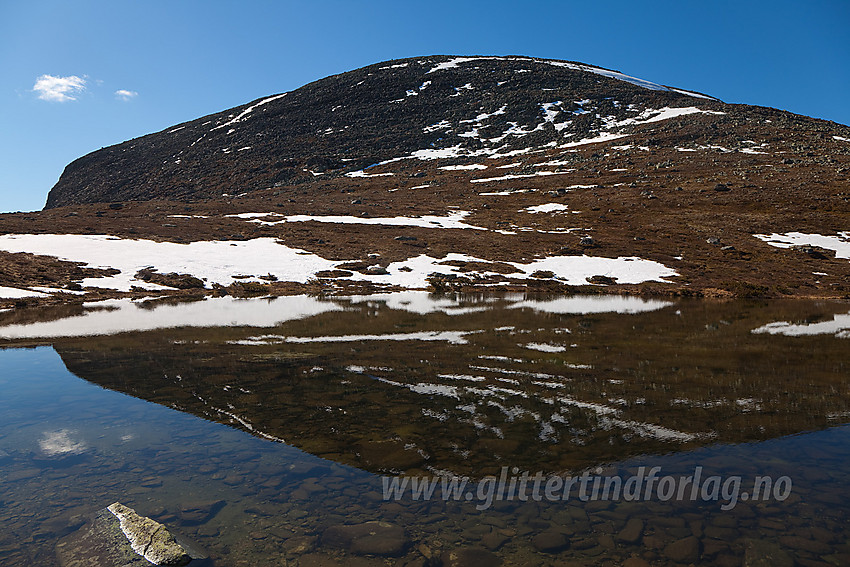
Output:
35,293,850,477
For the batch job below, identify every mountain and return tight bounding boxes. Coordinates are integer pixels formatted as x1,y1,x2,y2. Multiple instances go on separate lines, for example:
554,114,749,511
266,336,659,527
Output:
1,55,849,303
46,55,732,207
45,55,745,207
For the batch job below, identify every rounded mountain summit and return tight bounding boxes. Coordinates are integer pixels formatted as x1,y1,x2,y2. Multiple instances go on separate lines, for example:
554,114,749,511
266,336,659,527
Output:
45,55,732,208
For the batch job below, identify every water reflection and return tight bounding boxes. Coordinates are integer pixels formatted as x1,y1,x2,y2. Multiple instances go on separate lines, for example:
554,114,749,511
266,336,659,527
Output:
0,293,848,566
2,293,848,478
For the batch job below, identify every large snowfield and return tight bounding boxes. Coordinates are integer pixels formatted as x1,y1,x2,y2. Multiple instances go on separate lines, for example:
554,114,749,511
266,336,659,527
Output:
0,233,679,296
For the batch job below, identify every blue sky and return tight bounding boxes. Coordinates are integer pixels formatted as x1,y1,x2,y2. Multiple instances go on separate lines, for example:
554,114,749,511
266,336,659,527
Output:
1,0,848,213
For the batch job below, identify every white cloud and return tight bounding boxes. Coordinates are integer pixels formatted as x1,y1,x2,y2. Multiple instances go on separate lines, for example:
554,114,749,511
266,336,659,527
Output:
115,89,138,101
33,74,86,102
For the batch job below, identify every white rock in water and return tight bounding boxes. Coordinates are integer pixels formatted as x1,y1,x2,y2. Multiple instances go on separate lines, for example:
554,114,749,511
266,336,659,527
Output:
107,502,191,566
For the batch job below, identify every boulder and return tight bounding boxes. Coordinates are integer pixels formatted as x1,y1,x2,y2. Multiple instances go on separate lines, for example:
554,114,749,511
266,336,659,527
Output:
586,275,618,285
480,531,509,551
107,503,190,565
616,518,645,544
531,530,570,553
663,535,700,563
55,502,208,567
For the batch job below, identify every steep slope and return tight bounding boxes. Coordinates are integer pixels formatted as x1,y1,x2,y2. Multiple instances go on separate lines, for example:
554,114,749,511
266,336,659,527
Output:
45,55,727,207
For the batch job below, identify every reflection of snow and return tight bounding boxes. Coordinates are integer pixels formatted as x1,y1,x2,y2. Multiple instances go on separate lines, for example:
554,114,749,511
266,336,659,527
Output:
285,330,478,346
0,292,677,340
39,429,86,456
234,331,479,346
510,295,673,314
0,296,341,339
360,362,702,444
752,312,850,338
339,290,508,315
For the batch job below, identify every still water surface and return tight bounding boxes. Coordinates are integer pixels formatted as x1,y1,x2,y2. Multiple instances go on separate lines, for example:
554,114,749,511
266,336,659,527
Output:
0,293,848,566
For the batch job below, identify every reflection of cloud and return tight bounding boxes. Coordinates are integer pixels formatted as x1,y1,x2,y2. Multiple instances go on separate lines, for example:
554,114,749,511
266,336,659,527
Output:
33,74,86,102
115,89,138,101
39,429,86,456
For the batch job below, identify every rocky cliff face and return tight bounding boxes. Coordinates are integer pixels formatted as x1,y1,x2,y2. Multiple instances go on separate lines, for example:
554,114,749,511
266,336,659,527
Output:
46,55,738,208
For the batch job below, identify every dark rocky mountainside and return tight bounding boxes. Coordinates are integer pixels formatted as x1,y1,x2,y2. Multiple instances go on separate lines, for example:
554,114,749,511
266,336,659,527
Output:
47,55,751,207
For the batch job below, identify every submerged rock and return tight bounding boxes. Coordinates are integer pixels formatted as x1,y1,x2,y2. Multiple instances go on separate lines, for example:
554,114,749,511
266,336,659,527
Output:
55,502,208,567
178,499,225,525
322,521,410,557
616,518,645,544
531,530,570,553
743,538,794,567
440,546,502,567
663,535,700,563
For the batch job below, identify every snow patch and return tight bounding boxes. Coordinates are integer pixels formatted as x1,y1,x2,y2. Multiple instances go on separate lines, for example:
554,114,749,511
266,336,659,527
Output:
754,232,850,259
471,171,574,183
211,93,287,131
424,56,717,99
440,164,488,171
346,170,395,178
523,343,567,353
560,132,628,148
0,286,48,299
424,120,451,133
245,211,487,231
523,203,569,214
0,235,339,291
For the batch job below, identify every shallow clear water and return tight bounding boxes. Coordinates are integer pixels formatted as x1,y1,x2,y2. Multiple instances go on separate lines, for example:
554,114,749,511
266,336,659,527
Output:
1,293,849,566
